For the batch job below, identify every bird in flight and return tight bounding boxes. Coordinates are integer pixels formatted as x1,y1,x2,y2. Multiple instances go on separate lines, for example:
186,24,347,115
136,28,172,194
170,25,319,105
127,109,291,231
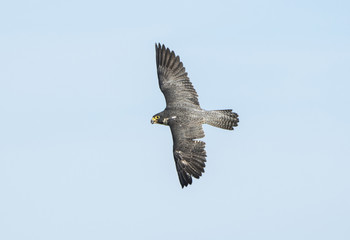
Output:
151,43,239,188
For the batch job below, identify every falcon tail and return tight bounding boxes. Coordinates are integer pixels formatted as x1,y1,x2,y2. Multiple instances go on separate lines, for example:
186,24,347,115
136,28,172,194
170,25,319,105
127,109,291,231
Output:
205,110,239,130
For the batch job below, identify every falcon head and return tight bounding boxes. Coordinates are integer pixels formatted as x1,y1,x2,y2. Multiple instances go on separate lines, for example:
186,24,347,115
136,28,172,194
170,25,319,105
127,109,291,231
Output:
151,112,168,125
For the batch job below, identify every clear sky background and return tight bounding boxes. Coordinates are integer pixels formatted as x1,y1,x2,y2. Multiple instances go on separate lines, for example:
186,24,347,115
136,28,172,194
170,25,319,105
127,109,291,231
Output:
1,0,349,239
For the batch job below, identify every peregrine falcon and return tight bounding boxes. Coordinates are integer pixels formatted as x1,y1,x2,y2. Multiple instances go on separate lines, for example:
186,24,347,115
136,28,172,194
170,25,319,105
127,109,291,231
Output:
151,43,239,188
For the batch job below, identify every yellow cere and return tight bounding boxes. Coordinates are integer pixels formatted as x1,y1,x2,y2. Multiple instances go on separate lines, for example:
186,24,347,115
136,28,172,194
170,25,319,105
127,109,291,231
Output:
152,116,160,122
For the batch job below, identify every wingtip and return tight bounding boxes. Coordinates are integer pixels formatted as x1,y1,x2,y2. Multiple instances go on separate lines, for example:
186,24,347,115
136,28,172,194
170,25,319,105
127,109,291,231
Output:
179,174,193,188
155,42,159,51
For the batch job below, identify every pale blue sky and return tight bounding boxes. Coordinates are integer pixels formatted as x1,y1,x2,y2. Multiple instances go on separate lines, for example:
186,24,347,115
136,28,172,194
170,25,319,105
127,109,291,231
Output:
0,0,349,239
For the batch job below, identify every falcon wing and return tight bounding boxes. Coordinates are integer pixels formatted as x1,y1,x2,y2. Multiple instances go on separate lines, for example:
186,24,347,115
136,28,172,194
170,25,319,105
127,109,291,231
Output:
155,43,200,109
169,121,207,188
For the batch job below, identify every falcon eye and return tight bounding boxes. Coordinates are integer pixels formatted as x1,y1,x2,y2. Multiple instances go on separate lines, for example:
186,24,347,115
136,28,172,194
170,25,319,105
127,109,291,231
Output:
155,116,160,119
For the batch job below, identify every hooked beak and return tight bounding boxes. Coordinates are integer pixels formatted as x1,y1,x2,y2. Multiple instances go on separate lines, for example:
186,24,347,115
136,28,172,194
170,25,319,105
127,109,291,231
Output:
151,117,157,124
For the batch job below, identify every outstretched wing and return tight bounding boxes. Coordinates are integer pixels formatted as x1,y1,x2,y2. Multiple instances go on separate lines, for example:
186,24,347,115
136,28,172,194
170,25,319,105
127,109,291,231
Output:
155,43,200,109
169,121,207,188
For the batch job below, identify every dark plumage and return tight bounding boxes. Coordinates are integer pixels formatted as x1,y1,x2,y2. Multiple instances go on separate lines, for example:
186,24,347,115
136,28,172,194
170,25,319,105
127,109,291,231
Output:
151,43,239,188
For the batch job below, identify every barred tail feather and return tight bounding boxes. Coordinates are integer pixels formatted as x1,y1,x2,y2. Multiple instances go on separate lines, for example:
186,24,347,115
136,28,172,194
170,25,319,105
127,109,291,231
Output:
205,109,239,130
